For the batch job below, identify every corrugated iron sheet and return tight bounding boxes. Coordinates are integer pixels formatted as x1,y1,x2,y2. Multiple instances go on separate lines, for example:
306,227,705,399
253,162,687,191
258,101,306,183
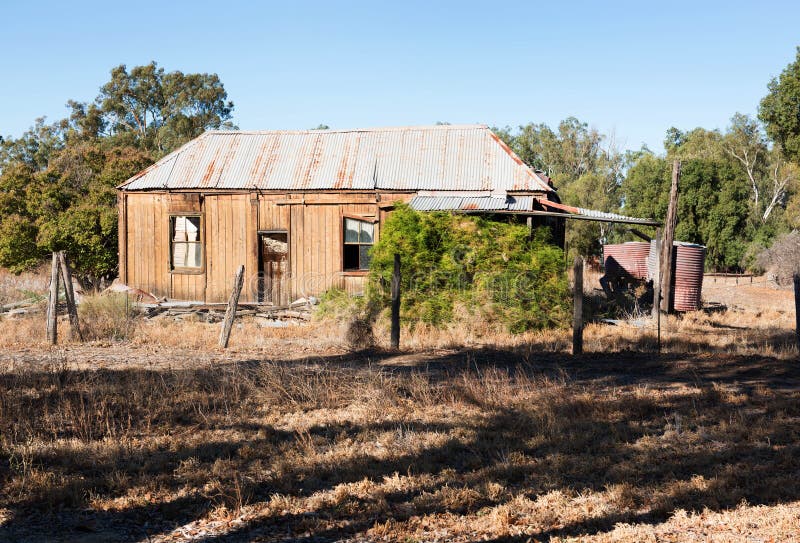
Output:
647,241,706,311
574,206,659,225
507,196,534,211
120,125,552,193
409,196,466,211
603,242,651,280
673,242,706,311
409,195,533,212
409,195,657,225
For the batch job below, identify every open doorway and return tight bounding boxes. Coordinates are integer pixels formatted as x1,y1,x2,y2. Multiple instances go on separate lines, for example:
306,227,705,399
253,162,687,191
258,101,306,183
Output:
258,232,288,305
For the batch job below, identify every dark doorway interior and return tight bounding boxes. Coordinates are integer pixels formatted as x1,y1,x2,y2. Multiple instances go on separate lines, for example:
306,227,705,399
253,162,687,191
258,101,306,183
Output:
258,232,288,305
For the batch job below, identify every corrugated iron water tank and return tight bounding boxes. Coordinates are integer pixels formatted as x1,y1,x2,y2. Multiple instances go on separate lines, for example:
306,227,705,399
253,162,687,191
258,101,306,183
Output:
672,242,706,311
602,242,651,280
646,240,706,311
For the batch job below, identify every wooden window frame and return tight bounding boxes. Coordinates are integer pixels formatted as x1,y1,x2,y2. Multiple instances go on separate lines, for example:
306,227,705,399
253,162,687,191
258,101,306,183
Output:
169,213,205,274
342,216,377,273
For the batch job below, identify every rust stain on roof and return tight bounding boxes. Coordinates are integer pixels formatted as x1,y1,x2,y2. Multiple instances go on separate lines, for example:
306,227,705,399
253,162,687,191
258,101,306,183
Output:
249,139,266,179
489,131,525,168
202,160,216,185
119,125,554,193
537,198,580,214
334,135,352,189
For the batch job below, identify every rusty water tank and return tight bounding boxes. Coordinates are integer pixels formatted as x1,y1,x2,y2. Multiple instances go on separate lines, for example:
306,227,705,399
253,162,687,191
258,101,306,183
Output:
647,240,706,311
672,242,706,311
602,242,651,280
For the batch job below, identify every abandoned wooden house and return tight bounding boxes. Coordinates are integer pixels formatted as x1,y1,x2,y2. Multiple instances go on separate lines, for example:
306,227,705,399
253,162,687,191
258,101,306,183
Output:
117,124,655,304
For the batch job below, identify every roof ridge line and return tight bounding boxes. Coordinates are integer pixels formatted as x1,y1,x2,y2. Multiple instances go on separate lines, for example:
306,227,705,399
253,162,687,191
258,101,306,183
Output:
204,124,489,135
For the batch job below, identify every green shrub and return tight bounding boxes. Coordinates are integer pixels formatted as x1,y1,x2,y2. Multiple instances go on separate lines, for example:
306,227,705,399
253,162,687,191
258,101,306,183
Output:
315,288,366,320
367,204,570,333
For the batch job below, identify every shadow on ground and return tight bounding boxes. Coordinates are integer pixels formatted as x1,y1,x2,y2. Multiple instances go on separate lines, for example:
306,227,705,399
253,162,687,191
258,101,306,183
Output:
1,345,799,542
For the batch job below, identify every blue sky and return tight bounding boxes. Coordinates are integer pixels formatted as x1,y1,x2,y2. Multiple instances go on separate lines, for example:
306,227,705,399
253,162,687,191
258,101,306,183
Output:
1,0,798,152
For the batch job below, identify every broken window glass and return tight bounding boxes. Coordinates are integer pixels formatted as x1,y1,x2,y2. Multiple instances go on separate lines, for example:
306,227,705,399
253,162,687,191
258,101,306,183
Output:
171,216,203,270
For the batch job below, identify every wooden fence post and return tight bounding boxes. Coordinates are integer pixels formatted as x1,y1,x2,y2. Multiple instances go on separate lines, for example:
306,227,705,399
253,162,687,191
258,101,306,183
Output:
651,231,662,353
390,253,401,350
572,256,583,355
794,274,800,352
46,252,60,344
58,252,83,341
219,265,245,348
659,160,681,313
651,229,661,320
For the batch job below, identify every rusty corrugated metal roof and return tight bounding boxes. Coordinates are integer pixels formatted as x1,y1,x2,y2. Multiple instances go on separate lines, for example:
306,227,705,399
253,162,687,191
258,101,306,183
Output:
573,206,659,225
119,125,552,192
409,195,659,225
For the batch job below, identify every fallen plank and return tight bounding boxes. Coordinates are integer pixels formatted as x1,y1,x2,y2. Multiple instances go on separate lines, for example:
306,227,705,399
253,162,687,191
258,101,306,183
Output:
1,298,40,311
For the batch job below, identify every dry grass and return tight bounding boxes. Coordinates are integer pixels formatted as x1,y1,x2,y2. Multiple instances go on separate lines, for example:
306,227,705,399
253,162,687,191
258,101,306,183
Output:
0,265,48,307
1,268,799,541
1,350,799,542
4,303,794,363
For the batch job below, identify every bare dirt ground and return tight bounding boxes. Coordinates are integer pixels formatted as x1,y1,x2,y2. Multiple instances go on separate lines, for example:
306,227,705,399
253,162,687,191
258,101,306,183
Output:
1,273,799,542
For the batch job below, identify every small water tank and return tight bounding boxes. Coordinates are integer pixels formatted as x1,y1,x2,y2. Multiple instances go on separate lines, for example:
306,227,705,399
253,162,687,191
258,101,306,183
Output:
603,242,651,280
673,242,706,311
647,240,706,311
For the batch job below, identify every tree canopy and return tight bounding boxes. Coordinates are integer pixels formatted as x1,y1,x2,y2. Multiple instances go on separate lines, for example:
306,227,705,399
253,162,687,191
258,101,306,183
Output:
760,47,800,163
69,61,236,155
3,48,800,287
494,117,626,257
0,62,235,287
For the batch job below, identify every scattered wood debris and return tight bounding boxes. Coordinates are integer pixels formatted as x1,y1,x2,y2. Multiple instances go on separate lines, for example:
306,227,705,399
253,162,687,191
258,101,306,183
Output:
137,296,319,324
0,298,43,318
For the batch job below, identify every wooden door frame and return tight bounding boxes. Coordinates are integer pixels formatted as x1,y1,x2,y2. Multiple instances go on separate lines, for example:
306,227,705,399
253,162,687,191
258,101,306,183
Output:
258,230,289,304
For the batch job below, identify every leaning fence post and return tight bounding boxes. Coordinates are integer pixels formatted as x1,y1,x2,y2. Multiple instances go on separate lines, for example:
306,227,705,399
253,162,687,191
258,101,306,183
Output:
794,274,800,353
572,255,584,355
390,253,401,350
659,160,681,313
58,252,83,341
46,252,60,344
219,265,245,348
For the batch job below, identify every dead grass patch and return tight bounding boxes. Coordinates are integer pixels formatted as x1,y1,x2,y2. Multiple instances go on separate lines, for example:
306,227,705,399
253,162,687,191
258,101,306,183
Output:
1,351,799,542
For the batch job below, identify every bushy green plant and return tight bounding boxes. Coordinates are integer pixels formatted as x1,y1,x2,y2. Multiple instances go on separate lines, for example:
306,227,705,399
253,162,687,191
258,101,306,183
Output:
315,288,365,321
367,204,570,333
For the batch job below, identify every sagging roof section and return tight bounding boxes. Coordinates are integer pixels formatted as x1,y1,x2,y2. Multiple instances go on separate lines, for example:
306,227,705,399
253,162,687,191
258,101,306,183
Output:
409,195,660,226
119,125,552,193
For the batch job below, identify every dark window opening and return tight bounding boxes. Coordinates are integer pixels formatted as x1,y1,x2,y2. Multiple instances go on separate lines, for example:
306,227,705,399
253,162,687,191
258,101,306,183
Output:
343,218,374,271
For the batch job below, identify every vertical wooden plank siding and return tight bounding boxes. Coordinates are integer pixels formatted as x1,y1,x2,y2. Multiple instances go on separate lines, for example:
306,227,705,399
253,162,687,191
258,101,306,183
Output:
132,196,140,291
206,196,218,301
290,205,302,300
159,195,171,298
246,196,259,302
124,193,171,300
118,193,127,284
120,191,421,303
202,194,249,302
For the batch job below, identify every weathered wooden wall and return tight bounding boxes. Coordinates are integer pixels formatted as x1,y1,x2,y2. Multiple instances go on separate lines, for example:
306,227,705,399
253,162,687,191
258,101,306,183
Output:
205,194,251,302
119,190,414,303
